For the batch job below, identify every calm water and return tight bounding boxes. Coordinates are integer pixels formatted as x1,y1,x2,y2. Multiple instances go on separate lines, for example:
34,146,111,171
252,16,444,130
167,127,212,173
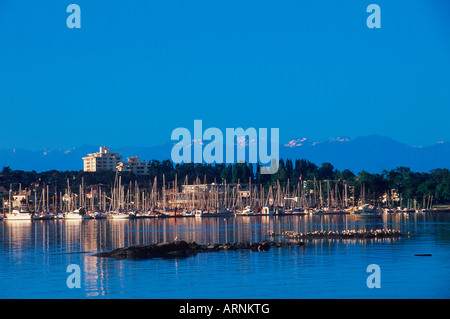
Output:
0,213,449,299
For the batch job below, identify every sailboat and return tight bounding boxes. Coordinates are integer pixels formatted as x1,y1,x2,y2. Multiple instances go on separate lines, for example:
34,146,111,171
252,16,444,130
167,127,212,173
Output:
235,205,256,216
65,208,84,220
5,187,32,220
354,204,381,216
106,173,131,219
5,209,32,220
108,210,130,219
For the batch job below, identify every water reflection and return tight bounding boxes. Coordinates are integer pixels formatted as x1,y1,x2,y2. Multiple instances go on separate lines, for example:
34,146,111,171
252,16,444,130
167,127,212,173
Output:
1,214,441,254
1,213,449,298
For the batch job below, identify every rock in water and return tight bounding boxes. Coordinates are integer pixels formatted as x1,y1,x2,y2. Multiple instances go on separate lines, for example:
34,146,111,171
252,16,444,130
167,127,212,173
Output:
93,240,304,259
94,241,200,259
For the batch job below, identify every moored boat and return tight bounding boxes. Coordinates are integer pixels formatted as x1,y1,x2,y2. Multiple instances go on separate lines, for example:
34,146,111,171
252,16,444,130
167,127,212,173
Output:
64,210,83,220
107,211,131,219
5,209,32,220
354,204,381,216
33,212,54,220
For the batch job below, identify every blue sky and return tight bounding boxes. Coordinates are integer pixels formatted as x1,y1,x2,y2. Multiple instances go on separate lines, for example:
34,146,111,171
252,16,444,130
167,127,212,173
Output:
0,0,449,150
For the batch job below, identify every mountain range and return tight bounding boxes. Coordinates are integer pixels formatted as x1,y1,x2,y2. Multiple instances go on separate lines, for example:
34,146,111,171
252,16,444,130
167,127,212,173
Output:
0,135,448,173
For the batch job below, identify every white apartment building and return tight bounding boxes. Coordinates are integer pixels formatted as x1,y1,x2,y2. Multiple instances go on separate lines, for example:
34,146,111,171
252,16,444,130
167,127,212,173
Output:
116,156,149,175
82,146,123,172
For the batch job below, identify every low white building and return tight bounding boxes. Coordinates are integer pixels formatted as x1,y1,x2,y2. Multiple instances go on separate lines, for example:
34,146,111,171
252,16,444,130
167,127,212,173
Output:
82,146,123,172
116,156,149,175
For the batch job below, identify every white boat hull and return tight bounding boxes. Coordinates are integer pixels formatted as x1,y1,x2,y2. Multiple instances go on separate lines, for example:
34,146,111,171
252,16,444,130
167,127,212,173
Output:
5,209,32,220
108,214,130,219
64,213,83,220
5,214,32,220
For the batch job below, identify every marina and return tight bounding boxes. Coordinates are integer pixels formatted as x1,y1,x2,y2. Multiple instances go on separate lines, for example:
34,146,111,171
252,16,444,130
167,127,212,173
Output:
2,172,447,221
0,213,449,298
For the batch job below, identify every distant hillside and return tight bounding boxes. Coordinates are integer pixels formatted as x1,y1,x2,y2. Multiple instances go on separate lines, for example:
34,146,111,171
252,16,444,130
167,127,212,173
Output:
0,135,448,173
280,135,450,173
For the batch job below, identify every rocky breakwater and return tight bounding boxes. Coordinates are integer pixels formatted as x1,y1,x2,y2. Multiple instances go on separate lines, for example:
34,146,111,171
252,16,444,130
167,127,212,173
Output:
93,240,304,259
